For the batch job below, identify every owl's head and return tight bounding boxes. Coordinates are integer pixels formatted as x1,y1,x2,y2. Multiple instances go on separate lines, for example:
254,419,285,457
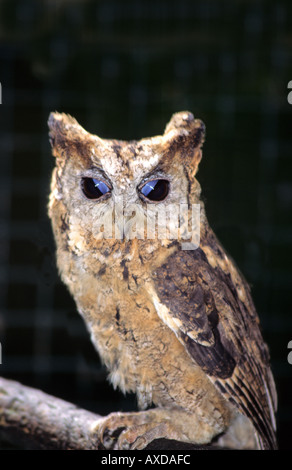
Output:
48,112,205,249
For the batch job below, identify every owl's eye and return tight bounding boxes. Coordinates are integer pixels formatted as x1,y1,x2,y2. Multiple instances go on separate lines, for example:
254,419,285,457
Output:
81,178,111,199
140,179,170,202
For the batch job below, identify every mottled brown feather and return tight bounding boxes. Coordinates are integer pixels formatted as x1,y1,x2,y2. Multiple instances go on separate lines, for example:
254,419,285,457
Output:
153,233,277,449
48,110,277,450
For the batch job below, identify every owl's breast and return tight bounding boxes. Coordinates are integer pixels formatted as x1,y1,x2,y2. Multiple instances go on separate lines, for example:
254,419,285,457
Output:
77,265,163,398
58,238,225,414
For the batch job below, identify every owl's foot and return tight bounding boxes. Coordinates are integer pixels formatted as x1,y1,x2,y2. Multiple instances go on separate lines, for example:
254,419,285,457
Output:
91,408,223,450
92,410,177,450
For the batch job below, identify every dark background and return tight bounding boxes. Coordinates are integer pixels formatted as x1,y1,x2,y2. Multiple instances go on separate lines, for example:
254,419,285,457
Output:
0,0,291,450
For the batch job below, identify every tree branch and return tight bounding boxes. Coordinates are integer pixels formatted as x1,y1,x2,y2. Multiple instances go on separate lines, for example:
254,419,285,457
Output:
0,376,221,450
0,376,103,450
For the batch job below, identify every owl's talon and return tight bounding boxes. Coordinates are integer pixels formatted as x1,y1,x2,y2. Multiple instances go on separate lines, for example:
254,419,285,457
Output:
92,413,166,450
117,428,143,450
131,436,147,450
118,438,131,450
92,414,131,449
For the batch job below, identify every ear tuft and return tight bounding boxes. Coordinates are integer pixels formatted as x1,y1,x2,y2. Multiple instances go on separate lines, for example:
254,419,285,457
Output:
163,111,205,149
48,112,86,140
48,112,88,157
161,112,206,177
48,112,80,130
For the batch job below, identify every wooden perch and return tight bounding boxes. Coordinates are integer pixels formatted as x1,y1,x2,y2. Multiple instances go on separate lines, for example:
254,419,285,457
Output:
0,376,102,450
0,376,221,450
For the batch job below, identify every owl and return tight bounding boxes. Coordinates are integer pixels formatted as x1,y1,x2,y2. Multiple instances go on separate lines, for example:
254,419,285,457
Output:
48,111,277,450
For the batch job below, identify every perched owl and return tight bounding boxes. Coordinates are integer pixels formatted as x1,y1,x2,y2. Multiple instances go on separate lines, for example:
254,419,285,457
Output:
48,111,277,450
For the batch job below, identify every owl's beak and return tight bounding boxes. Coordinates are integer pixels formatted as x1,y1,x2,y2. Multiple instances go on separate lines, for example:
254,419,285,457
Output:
114,207,145,241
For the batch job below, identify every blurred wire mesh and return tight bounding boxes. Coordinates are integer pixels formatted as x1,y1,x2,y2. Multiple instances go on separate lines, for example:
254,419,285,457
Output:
0,0,291,449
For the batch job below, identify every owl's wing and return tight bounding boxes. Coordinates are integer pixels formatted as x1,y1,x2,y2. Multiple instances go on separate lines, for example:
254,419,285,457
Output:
152,238,277,450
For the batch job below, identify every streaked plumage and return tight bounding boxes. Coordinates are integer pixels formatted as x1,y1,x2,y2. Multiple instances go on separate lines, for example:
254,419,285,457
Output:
48,111,277,449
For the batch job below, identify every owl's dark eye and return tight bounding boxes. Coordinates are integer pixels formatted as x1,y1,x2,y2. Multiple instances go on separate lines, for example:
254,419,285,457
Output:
81,178,111,199
140,179,170,202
